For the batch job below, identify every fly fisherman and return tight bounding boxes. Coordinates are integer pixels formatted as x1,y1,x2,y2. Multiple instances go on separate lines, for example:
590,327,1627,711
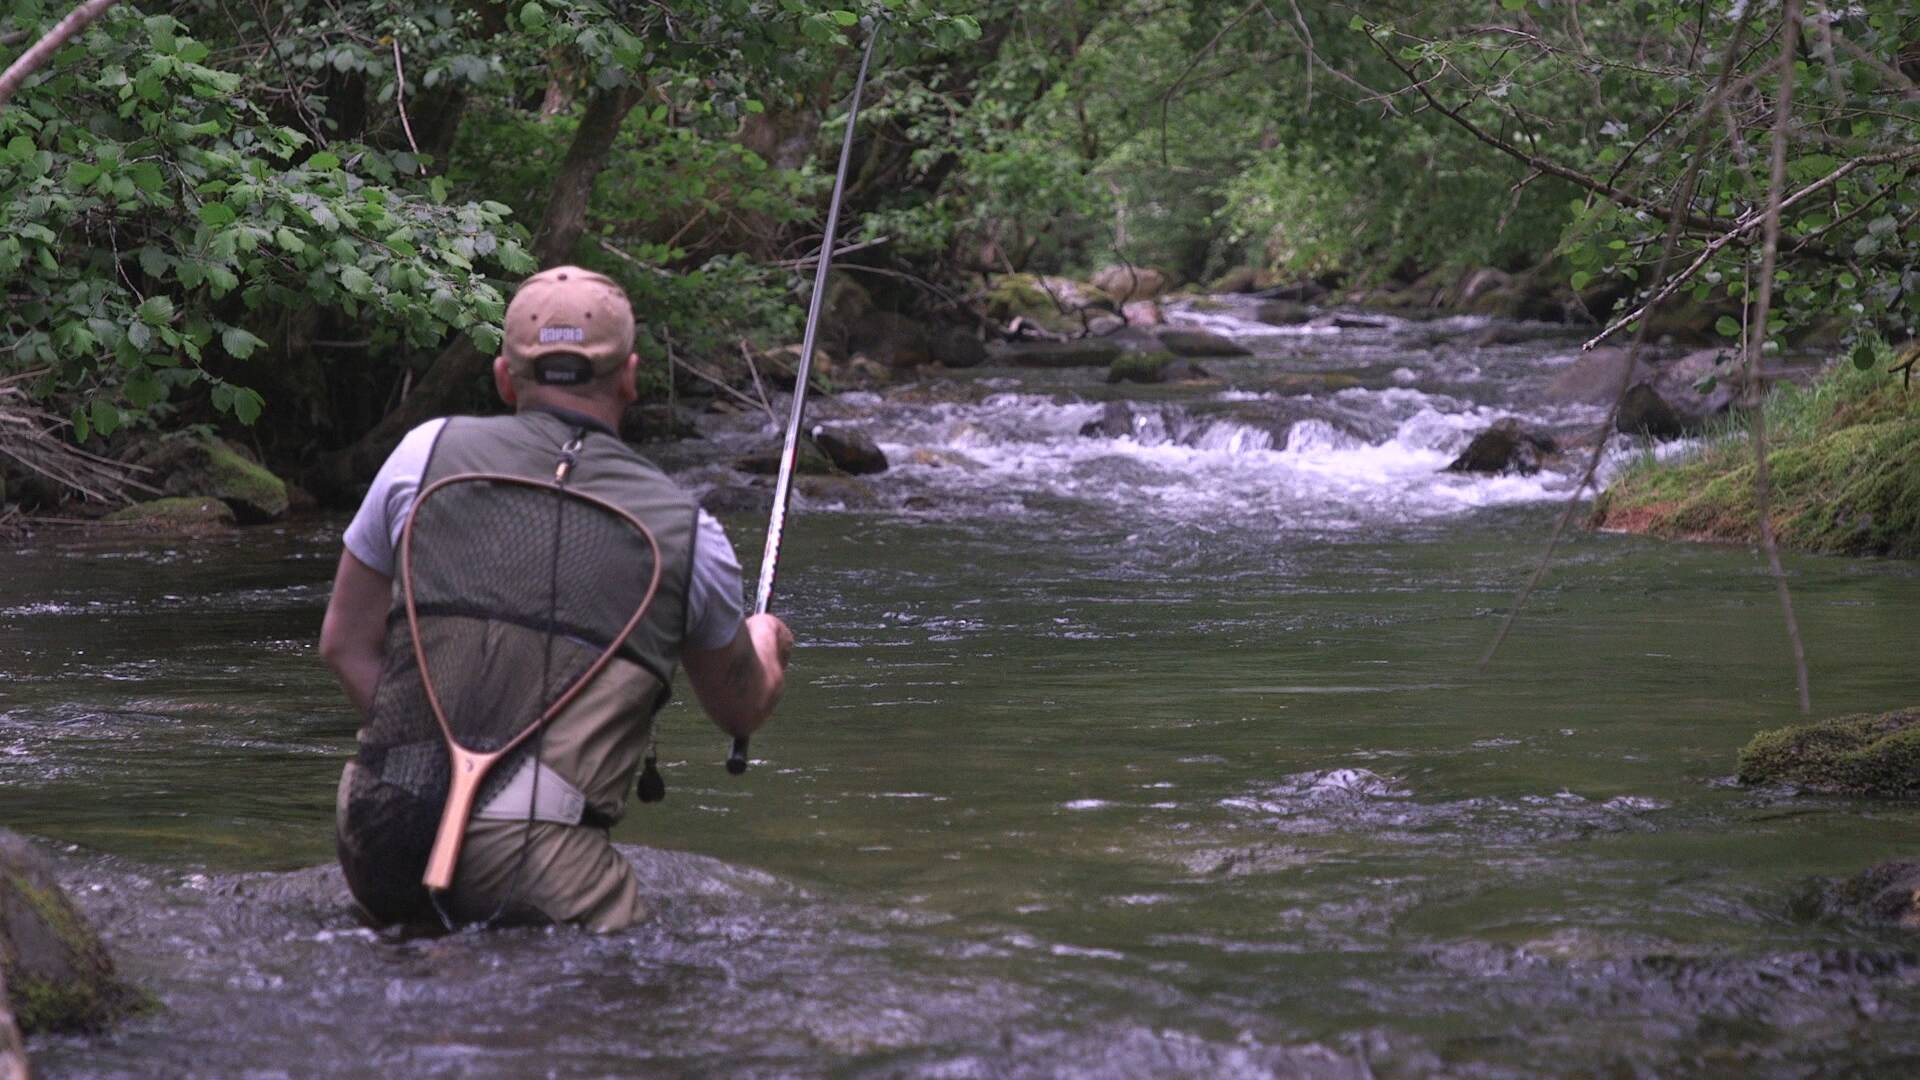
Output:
319,265,793,931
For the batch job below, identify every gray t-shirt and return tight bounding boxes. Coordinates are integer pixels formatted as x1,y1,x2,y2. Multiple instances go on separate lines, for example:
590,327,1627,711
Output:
342,418,745,651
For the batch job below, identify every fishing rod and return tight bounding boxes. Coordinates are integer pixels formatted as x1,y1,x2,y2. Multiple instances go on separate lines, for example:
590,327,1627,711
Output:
728,27,879,776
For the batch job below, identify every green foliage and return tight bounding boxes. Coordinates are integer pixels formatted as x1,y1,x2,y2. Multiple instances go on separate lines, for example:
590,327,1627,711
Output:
0,6,530,436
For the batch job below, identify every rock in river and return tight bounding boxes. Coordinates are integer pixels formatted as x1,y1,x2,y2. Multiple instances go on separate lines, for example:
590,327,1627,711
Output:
1,830,142,1035
1738,706,1920,798
1156,329,1250,357
810,426,889,475
132,435,288,522
1445,418,1557,476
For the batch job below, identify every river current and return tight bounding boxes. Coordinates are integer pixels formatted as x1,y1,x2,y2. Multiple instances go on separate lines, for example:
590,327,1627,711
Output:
5,298,1920,1077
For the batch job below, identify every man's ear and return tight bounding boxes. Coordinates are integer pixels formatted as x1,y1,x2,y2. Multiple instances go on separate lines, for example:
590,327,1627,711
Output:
617,353,640,405
492,355,518,406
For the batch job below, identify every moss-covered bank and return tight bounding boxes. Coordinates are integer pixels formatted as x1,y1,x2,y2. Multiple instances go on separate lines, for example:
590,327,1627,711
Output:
1737,707,1920,798
1591,349,1920,557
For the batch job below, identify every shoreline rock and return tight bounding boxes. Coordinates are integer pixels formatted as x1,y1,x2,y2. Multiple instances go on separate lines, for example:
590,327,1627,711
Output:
1,831,144,1036
1738,707,1920,798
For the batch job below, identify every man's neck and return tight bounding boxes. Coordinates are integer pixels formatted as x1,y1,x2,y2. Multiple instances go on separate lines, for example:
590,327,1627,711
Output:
519,393,622,436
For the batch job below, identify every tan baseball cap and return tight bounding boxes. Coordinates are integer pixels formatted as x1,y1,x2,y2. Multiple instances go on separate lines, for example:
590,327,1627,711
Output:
502,265,635,385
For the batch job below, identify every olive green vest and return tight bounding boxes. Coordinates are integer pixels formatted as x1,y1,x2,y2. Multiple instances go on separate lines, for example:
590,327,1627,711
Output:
410,406,699,819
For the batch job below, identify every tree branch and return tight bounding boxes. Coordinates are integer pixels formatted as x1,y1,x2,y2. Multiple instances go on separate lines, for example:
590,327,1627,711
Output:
1742,0,1813,715
0,0,121,112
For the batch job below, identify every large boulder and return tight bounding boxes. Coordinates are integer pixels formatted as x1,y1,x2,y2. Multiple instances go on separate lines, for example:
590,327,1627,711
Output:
929,326,988,369
1738,707,1920,798
732,440,834,477
809,426,888,475
1089,265,1169,302
1445,418,1557,476
847,310,933,369
982,274,1114,335
1550,347,1740,433
1208,267,1260,294
1,830,141,1034
1615,383,1688,439
1156,329,1250,357
1122,300,1164,327
132,435,288,522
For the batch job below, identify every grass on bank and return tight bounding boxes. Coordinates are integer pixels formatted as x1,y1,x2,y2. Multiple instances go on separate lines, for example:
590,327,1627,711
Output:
1592,347,1920,558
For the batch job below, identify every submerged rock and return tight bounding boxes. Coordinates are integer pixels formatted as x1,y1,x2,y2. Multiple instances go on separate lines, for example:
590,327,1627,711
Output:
1799,862,1920,928
1079,401,1142,440
1445,418,1557,476
1,830,142,1034
809,426,889,475
1738,707,1920,798
132,435,288,522
1156,329,1249,357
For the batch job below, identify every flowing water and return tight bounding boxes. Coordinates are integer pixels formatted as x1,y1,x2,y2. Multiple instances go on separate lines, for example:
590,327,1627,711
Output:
6,299,1920,1077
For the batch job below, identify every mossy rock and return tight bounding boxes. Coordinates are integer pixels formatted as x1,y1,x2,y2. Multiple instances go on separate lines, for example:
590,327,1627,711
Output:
135,436,289,522
105,496,236,529
1737,707,1920,798
1,830,144,1034
982,274,1113,335
1107,352,1174,384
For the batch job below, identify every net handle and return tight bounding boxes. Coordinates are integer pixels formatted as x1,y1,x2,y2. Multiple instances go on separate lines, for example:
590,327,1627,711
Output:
400,471,664,895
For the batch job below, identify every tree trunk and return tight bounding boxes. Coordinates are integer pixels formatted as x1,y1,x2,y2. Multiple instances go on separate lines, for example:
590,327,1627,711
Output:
307,86,643,501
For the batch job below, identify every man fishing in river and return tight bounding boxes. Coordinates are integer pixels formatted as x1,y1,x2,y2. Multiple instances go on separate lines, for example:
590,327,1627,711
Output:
318,265,793,932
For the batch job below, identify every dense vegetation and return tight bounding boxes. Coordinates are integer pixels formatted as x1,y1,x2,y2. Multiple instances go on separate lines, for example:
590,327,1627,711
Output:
1594,345,1920,556
1,0,1915,505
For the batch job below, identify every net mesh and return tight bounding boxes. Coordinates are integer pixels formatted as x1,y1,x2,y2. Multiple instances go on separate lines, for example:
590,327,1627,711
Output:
337,474,657,923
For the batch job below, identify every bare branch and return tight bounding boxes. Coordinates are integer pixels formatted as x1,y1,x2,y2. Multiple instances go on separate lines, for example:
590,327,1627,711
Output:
1742,0,1813,715
0,0,121,111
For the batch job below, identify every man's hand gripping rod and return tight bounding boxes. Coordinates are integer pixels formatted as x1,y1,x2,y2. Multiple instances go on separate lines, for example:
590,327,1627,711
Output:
728,29,879,775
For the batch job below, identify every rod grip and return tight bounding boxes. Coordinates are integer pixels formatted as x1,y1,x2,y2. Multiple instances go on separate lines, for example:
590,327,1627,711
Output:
726,736,749,775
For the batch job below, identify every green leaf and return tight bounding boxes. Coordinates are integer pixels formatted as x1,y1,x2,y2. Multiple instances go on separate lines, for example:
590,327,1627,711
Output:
1714,315,1742,338
91,399,122,437
1570,270,1592,291
124,371,166,408
200,202,237,227
1500,0,1526,9
126,162,165,194
520,2,548,28
1852,342,1877,371
67,162,102,186
231,387,264,425
222,326,266,359
831,9,860,25
137,296,176,326
307,151,341,171
339,265,374,296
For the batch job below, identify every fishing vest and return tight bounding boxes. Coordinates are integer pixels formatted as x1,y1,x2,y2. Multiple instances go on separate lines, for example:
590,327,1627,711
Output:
337,407,699,922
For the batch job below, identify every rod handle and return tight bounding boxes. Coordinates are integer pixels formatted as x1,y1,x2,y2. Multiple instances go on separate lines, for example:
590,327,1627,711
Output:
726,736,749,775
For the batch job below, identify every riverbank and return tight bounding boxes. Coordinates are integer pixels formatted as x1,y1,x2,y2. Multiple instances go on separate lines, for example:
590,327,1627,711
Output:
1592,350,1920,558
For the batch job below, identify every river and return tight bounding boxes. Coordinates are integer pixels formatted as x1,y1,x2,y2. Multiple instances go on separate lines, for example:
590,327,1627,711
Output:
6,298,1919,1077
